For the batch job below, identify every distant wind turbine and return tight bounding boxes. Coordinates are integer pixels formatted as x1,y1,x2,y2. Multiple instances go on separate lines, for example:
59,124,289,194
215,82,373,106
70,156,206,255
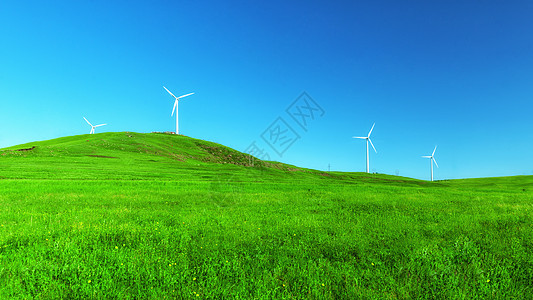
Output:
353,123,377,173
83,117,107,134
163,86,194,135
422,146,439,181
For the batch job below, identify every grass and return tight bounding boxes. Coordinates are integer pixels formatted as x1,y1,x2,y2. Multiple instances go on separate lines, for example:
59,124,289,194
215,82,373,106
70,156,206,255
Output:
1,132,532,299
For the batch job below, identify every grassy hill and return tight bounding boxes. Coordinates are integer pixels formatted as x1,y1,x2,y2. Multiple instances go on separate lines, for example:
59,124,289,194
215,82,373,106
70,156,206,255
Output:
1,132,532,299
0,131,423,184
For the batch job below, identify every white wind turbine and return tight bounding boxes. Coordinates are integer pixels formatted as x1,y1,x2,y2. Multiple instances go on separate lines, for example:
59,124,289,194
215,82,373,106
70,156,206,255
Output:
83,117,107,134
163,86,194,135
353,123,377,173
422,146,439,181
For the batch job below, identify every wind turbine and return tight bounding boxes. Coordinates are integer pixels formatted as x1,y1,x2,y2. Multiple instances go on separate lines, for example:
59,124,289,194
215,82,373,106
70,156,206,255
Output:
163,86,194,135
353,123,377,173
422,146,439,181
83,117,107,134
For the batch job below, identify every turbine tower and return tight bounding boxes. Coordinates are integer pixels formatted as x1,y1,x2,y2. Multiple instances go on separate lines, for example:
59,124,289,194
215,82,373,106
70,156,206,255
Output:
422,146,439,181
163,86,194,135
83,117,107,134
353,123,377,173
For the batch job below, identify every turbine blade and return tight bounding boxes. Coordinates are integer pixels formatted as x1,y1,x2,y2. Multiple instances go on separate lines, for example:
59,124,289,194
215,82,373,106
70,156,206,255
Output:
352,136,367,139
368,123,375,137
432,146,437,156
421,156,431,158
83,117,92,127
163,86,178,100
368,138,377,153
94,124,107,127
171,100,177,116
433,157,439,168
177,92,194,99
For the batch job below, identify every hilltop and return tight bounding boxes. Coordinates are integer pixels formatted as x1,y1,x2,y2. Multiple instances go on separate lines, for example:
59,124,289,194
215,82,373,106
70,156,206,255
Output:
1,132,261,165
0,132,427,185
1,132,532,193
0,132,295,180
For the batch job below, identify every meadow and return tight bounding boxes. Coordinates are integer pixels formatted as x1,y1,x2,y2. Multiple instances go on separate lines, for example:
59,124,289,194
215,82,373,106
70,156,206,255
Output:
1,132,532,299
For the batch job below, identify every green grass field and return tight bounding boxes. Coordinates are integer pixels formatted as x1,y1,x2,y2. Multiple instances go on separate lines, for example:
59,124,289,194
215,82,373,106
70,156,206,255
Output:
1,132,532,299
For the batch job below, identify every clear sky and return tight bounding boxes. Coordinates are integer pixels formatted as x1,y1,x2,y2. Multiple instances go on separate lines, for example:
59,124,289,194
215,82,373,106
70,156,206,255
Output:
1,0,532,180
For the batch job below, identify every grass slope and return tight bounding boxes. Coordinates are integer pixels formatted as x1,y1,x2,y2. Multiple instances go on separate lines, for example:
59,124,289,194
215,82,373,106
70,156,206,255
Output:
1,132,532,299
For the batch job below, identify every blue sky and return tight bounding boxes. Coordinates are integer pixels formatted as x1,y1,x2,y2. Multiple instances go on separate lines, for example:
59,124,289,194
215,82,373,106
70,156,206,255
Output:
1,0,532,180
